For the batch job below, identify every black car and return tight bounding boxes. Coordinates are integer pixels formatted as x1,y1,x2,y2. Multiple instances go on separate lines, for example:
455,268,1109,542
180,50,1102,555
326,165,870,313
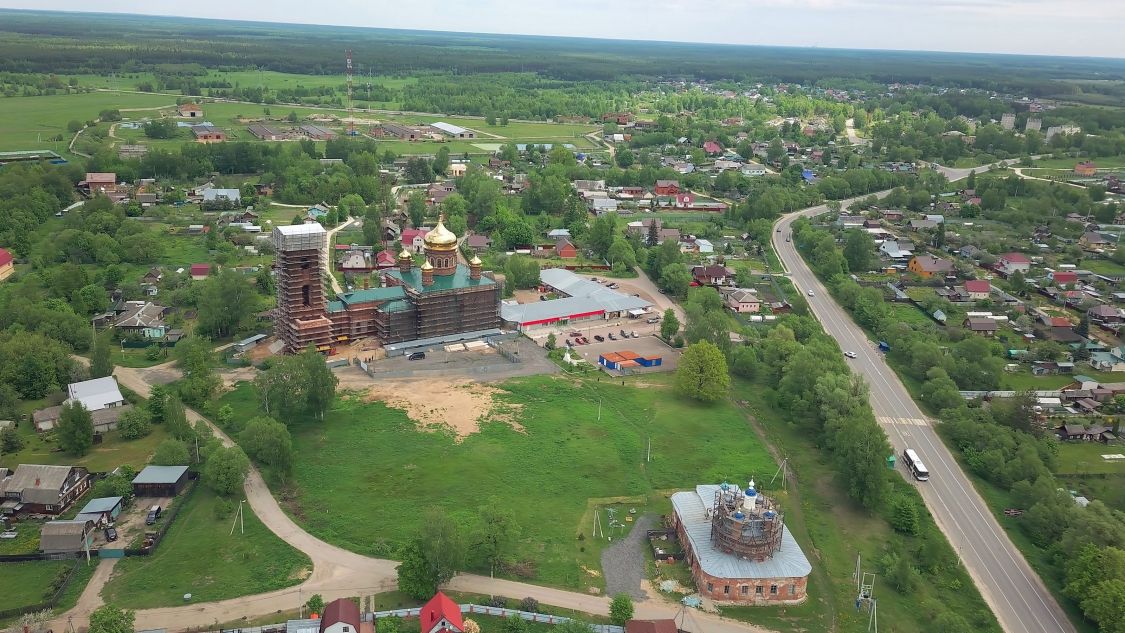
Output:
104,527,118,542
408,351,426,361
594,335,605,342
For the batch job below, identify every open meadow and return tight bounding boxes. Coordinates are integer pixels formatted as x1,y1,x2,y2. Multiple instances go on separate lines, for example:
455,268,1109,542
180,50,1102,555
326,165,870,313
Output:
216,372,775,591
101,487,312,609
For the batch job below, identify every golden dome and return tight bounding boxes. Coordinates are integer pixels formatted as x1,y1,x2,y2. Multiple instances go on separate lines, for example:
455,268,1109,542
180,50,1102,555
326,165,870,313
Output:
420,260,433,271
398,248,412,259
424,214,458,250
469,255,482,266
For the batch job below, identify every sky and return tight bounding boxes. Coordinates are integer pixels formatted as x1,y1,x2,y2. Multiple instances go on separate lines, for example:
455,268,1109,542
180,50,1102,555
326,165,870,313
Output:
4,0,1124,59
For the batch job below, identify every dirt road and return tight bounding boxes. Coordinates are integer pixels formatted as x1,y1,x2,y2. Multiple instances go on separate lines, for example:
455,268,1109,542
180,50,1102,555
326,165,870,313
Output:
54,360,776,633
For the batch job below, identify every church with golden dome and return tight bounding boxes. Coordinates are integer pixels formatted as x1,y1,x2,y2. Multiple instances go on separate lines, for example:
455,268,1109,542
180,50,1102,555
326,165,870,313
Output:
270,215,501,354
319,215,501,346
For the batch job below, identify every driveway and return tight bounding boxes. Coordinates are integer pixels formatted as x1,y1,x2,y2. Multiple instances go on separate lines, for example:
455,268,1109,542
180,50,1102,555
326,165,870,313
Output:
601,514,657,600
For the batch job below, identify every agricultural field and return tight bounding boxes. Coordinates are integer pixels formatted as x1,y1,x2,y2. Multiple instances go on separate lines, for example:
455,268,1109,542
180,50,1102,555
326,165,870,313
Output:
0,91,173,151
216,372,775,591
101,487,312,609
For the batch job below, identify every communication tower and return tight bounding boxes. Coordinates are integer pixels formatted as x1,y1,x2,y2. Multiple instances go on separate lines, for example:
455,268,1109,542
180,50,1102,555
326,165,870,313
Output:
345,50,356,135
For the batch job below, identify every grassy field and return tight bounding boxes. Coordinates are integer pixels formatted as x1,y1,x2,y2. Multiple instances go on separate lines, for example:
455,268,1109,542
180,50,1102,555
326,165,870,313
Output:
101,487,311,609
735,378,1002,633
216,372,775,591
0,561,73,611
1054,441,1125,476
0,91,174,151
1077,258,1125,276
0,420,170,473
1030,155,1125,170
1000,367,1123,391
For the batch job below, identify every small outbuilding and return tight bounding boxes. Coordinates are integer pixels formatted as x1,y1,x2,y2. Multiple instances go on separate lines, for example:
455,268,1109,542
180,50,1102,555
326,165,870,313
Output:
132,465,190,498
75,496,124,526
40,519,95,554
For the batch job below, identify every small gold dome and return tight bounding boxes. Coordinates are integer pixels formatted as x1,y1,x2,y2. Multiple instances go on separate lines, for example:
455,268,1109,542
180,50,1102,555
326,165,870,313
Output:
469,255,482,265
398,248,412,259
420,260,434,271
424,214,458,250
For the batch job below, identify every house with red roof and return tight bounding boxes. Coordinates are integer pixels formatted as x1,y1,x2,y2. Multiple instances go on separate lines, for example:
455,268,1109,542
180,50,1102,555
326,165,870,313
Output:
190,264,211,280
963,279,991,301
702,141,723,155
0,247,13,281
375,250,397,269
401,228,430,254
419,592,463,633
319,598,360,633
996,252,1031,276
1049,270,1079,286
1074,161,1097,177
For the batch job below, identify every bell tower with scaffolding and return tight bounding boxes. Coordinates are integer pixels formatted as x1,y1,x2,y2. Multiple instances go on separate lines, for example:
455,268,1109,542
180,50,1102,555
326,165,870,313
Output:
272,224,334,354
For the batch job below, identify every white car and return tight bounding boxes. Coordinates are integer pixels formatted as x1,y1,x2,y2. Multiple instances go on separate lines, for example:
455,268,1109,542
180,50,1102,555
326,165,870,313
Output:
807,290,815,297
844,351,858,359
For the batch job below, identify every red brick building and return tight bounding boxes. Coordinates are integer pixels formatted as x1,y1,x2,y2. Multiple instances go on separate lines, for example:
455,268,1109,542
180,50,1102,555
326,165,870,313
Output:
671,483,811,605
654,180,681,196
1074,161,1097,177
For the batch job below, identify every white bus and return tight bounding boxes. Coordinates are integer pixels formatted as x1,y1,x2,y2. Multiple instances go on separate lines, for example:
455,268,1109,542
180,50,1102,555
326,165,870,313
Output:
903,448,930,482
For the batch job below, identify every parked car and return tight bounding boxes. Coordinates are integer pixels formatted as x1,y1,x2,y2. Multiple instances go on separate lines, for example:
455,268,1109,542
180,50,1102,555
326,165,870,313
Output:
594,335,605,342
646,317,660,324
608,333,617,340
591,277,599,282
104,527,118,542
145,505,162,526
408,351,426,360
609,283,620,289
620,329,628,338
631,331,639,338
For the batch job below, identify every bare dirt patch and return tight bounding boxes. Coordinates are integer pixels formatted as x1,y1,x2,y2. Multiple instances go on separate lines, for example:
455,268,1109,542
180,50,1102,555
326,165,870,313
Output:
363,378,524,440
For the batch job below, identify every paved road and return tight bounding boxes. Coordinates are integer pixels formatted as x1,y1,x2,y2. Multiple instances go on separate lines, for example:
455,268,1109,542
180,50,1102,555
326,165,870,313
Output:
770,164,1074,633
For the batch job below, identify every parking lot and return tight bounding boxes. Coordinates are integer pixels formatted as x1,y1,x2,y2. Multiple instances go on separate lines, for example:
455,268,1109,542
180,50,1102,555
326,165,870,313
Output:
565,331,680,373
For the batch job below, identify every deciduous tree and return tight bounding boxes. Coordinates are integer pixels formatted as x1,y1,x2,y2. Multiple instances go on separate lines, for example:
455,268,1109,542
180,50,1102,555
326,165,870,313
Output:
57,401,94,455
88,605,135,633
202,445,250,496
674,341,730,403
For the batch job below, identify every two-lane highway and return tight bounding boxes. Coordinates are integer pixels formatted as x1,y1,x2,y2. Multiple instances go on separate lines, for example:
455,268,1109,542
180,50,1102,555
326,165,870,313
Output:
772,182,1074,633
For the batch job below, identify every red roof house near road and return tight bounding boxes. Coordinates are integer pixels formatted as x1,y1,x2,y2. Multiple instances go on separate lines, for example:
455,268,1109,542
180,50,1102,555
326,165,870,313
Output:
319,598,361,633
703,141,722,155
1050,271,1079,285
419,592,463,633
0,247,13,281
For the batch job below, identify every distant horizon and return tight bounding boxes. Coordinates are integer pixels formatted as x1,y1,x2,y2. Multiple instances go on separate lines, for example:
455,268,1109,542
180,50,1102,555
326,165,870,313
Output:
1,1,1123,60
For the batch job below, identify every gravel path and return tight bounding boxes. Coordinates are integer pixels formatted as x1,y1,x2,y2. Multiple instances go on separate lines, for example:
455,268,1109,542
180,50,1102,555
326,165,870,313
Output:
600,513,657,600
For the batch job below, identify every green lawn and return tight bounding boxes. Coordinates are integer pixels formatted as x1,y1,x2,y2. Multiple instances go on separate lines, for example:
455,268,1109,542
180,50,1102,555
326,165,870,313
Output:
1029,155,1125,170
0,420,170,473
216,373,775,591
101,487,312,609
1054,441,1125,476
1078,258,1125,276
0,561,72,611
1001,367,1124,391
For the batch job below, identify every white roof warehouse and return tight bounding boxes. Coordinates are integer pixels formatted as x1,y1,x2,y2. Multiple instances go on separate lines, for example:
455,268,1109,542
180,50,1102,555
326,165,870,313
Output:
500,268,651,329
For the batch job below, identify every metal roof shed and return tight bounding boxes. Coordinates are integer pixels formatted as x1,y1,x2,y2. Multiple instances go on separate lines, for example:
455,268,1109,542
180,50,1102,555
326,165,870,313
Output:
132,465,190,498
